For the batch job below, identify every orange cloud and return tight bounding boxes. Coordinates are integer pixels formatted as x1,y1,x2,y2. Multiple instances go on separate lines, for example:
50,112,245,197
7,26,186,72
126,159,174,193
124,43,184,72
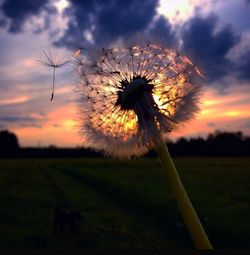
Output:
15,102,79,147
0,95,30,105
170,84,250,140
13,83,250,147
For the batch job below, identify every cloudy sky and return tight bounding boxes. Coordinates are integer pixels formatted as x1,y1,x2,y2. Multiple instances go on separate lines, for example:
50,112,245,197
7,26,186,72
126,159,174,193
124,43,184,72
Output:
0,0,250,147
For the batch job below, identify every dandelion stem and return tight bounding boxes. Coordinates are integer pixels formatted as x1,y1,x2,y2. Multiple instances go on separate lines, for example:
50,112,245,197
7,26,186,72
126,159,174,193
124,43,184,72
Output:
51,67,56,101
150,122,212,249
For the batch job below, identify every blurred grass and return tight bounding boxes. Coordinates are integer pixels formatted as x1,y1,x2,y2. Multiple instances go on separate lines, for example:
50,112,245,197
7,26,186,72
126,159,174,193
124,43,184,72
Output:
0,157,249,250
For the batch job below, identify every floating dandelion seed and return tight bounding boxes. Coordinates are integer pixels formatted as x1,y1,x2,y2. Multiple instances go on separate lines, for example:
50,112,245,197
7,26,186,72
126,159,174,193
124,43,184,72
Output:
38,50,71,100
75,43,212,249
76,44,202,157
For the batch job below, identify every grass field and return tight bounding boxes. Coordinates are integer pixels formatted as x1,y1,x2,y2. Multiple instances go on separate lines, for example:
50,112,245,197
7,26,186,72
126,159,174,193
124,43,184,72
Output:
0,157,249,250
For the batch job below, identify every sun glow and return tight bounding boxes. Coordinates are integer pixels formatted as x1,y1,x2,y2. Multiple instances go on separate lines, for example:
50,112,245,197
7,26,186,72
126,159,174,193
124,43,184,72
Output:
86,46,198,143
158,0,196,24
158,0,213,25
54,0,69,13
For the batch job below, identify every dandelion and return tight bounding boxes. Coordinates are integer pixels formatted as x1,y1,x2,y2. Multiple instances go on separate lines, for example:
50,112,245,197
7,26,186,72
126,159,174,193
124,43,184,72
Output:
38,50,71,100
75,43,212,249
77,44,201,157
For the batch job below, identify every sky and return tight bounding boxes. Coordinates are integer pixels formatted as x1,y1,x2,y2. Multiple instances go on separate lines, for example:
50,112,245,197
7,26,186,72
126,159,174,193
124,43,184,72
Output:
0,0,250,147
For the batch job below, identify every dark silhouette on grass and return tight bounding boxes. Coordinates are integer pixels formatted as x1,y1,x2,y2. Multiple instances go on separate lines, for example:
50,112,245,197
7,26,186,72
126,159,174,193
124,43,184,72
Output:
54,206,83,236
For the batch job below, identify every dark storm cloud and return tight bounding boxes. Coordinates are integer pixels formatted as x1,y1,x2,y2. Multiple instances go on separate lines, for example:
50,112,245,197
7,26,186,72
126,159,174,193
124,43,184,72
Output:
236,51,250,80
54,1,245,83
93,0,158,44
0,0,54,33
146,16,176,47
0,15,7,26
0,0,248,84
54,0,159,48
181,14,240,81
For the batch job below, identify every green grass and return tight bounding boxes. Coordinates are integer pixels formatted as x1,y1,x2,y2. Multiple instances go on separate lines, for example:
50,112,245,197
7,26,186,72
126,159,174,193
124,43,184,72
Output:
0,157,249,250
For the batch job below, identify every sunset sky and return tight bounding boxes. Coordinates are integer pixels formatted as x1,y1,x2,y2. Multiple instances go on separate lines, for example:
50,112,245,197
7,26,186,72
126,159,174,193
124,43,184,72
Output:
0,0,250,147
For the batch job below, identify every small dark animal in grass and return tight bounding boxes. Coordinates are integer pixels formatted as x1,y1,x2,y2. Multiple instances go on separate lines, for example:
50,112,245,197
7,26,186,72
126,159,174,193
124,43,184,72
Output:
54,206,83,235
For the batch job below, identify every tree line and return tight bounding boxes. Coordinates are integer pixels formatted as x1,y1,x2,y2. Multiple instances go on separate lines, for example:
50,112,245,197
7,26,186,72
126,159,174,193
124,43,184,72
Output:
162,130,250,157
0,129,250,158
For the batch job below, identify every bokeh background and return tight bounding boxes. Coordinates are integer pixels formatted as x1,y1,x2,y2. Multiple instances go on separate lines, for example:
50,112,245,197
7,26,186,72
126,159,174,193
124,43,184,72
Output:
0,0,250,147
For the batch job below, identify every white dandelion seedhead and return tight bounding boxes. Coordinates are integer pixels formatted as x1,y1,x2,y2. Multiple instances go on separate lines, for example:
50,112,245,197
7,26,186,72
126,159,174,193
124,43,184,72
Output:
76,44,202,157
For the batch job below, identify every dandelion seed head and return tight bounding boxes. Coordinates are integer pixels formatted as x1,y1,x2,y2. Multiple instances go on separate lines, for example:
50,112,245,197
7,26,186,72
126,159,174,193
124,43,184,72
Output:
76,44,202,157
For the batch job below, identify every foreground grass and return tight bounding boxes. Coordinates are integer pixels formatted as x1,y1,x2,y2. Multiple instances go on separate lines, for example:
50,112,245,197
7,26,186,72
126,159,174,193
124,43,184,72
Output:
0,157,249,250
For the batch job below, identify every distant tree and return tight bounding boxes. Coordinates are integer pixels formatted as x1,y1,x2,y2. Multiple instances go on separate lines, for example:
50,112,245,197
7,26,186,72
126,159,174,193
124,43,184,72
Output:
206,130,245,156
0,130,19,151
169,130,249,156
48,144,57,149
208,130,243,142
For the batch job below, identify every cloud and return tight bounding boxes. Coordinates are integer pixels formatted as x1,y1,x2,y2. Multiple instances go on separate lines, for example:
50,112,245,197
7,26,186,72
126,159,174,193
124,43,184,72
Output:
53,2,247,85
170,83,250,140
19,123,42,128
0,115,41,123
240,119,250,130
0,112,49,130
236,50,250,80
0,95,30,105
146,15,177,46
0,0,55,33
212,0,250,32
207,122,216,127
54,0,159,48
93,0,158,44
181,14,240,81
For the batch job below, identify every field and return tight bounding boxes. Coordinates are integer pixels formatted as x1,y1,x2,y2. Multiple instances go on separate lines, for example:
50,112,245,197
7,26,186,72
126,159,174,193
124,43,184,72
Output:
0,157,249,250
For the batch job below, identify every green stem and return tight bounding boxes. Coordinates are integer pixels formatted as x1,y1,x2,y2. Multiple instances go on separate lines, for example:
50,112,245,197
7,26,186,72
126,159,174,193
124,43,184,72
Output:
150,123,212,249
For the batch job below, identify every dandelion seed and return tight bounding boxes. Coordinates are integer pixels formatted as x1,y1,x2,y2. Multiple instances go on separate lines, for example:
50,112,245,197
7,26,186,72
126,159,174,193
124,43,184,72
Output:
38,50,71,101
76,44,202,158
